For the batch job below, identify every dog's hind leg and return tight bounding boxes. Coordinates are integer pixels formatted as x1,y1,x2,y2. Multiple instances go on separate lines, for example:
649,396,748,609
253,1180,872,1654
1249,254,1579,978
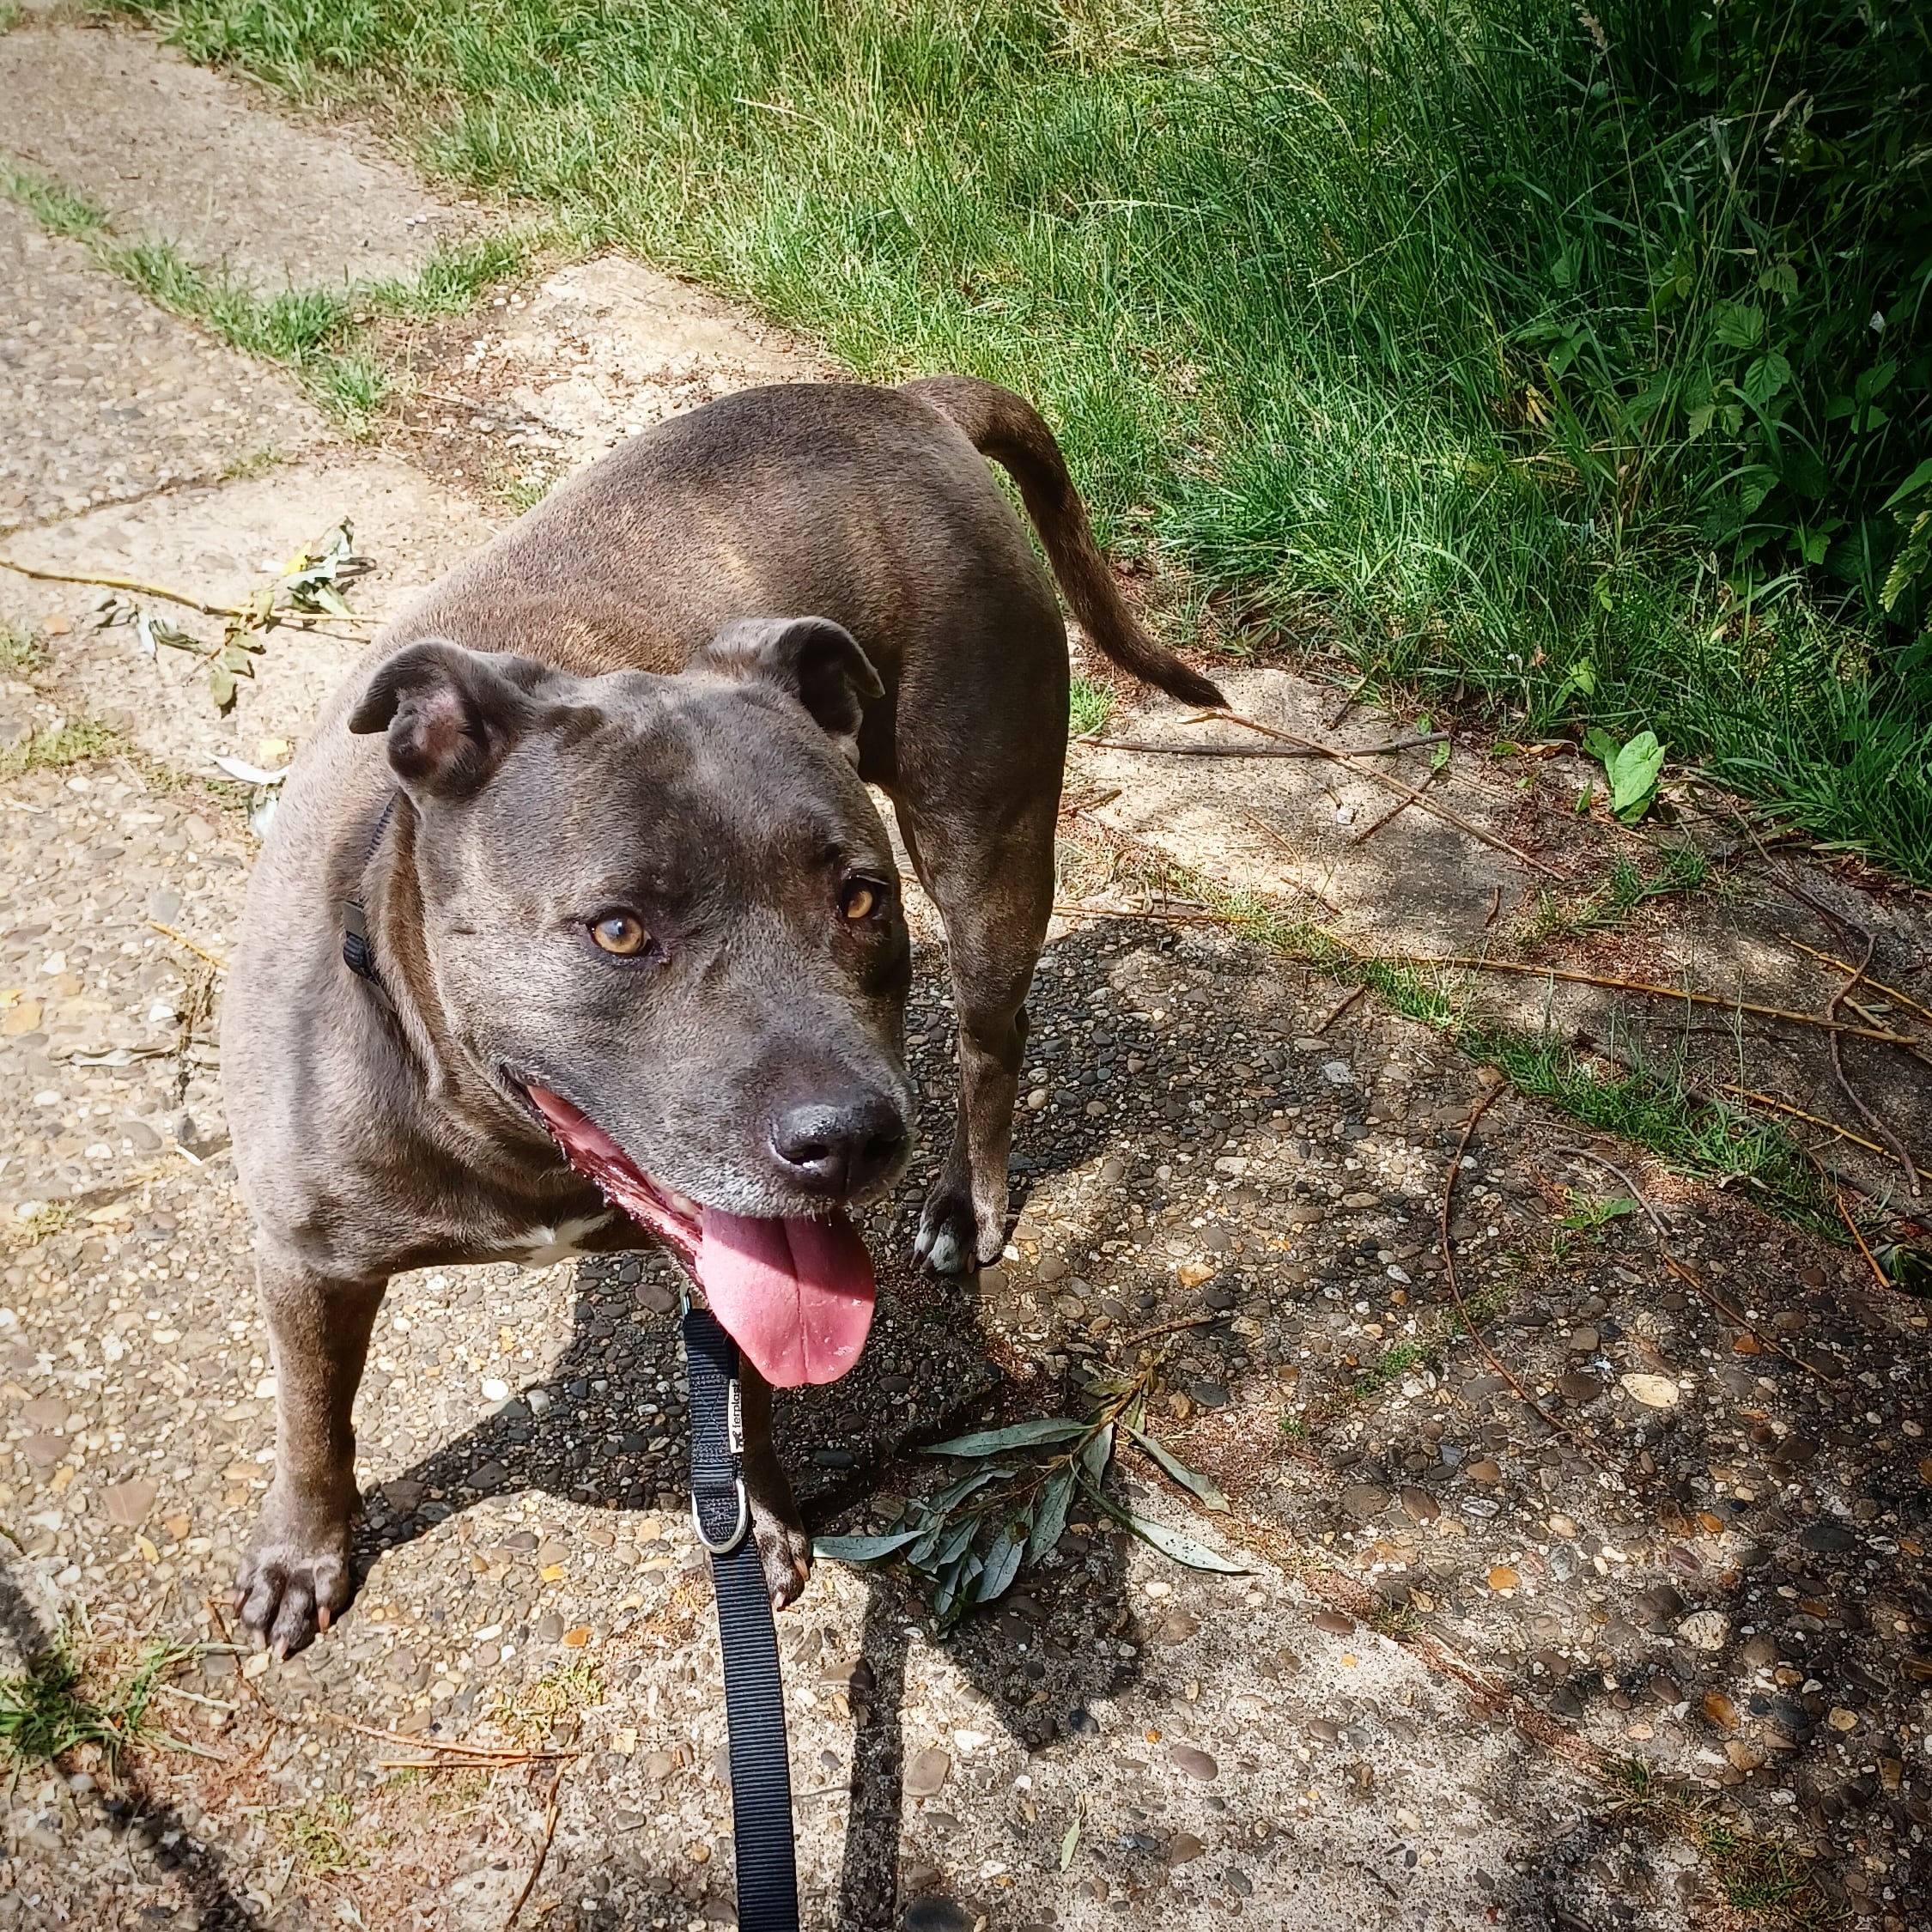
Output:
898,786,1056,1274
234,1255,384,1656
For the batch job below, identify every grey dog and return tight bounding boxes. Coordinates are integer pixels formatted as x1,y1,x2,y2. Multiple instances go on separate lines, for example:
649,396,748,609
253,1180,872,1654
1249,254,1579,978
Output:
220,376,1223,1654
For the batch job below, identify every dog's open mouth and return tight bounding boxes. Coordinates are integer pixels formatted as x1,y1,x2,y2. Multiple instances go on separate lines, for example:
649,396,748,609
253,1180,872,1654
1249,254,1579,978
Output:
524,1084,875,1389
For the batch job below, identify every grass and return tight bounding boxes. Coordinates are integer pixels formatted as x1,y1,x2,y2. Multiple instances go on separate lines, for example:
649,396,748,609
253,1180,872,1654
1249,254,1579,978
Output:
1068,673,1114,738
0,161,544,432
0,1627,202,1771
105,0,1932,884
1606,1756,1838,1930
0,719,121,782
1,624,45,676
1109,845,1840,1234
1515,845,1710,949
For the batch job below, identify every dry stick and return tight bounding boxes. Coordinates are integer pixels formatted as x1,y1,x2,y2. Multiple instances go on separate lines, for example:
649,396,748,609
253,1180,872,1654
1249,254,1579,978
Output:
1787,938,1932,1030
1552,1144,1831,1382
1326,676,1367,731
1825,935,1923,1199
1311,984,1367,1035
1080,730,1447,760
1352,764,1438,845
1392,955,1931,1054
1237,809,1340,911
1114,1310,1224,1351
0,557,241,618
1437,1086,1602,1460
503,1766,565,1931
1720,1084,1932,1186
1836,1195,1894,1291
324,1711,575,1762
1483,884,1503,931
0,556,375,629
148,920,228,973
1210,712,1565,879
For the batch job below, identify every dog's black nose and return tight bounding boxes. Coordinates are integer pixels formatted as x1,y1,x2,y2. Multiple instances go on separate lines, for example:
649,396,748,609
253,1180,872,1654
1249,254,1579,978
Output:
769,1092,907,1197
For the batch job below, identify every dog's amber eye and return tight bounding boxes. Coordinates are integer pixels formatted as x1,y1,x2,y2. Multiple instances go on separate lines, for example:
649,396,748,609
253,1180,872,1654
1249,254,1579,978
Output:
841,878,881,921
591,914,648,957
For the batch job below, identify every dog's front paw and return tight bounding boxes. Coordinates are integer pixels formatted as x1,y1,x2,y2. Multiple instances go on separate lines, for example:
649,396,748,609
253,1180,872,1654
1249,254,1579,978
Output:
750,1498,813,1613
234,1490,355,1656
914,1176,1003,1276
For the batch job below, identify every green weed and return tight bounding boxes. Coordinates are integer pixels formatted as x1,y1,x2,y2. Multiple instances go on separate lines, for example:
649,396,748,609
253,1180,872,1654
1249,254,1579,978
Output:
1607,1756,1838,1930
0,625,45,675
0,720,120,781
1351,1339,1427,1400
1516,843,1710,946
0,1629,202,1771
499,469,555,514
1068,674,1114,738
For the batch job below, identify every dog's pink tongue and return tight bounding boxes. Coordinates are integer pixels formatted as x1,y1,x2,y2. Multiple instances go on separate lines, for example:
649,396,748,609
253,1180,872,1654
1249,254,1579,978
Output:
698,1208,876,1388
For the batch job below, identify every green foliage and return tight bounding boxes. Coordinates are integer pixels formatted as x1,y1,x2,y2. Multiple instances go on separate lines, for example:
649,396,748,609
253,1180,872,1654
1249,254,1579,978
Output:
815,1365,1244,1631
0,624,45,675
0,1629,204,1769
115,0,1931,878
0,719,120,781
1068,673,1114,737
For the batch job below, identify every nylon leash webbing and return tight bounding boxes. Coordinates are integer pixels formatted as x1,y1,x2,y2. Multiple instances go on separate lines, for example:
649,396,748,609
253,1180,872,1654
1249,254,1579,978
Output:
683,1307,800,1932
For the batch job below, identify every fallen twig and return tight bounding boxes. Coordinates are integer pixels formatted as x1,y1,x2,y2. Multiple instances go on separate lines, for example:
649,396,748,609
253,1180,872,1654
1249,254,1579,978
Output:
1838,1195,1893,1291
325,1710,578,1762
1787,938,1932,1030
1310,984,1367,1036
1209,712,1564,878
0,556,376,629
1439,1086,1602,1459
1390,954,1932,1054
1483,884,1502,930
1552,1145,1830,1382
1719,1084,1932,1185
1352,764,1438,845
1825,935,1922,1199
0,557,239,618
148,920,228,973
1080,729,1448,760
1112,1309,1224,1351
503,1765,565,1930
1051,902,1220,927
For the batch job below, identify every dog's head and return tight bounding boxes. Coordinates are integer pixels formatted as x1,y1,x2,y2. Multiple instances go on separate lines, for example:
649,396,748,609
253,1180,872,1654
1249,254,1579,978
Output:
349,618,914,1386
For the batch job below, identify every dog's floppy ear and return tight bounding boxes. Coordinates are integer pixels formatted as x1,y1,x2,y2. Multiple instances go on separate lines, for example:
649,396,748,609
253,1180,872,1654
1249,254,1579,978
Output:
349,640,555,798
694,616,884,764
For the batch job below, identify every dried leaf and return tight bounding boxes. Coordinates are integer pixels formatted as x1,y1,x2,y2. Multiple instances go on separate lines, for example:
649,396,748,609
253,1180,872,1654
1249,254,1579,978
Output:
208,665,236,712
1060,1806,1083,1872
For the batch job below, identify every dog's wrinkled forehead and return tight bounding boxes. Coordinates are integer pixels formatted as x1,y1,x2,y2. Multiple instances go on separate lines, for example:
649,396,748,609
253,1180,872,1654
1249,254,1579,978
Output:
348,620,896,905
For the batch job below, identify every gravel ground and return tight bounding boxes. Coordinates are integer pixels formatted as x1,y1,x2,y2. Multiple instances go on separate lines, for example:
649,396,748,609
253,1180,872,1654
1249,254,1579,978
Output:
1,17,1929,1929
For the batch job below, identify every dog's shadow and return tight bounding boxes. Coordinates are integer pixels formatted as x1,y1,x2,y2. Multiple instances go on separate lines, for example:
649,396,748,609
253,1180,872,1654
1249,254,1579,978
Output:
348,925,1212,1925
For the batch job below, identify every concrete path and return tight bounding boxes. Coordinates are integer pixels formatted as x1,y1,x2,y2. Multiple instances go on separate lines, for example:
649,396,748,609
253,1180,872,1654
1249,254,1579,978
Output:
0,15,1926,1932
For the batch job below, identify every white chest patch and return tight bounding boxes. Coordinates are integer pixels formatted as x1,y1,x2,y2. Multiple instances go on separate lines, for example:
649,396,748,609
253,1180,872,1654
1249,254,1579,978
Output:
509,1212,615,1267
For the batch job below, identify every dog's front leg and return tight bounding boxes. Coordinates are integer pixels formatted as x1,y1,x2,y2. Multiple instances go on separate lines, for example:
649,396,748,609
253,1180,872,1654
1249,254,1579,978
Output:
234,1255,384,1656
736,1358,812,1611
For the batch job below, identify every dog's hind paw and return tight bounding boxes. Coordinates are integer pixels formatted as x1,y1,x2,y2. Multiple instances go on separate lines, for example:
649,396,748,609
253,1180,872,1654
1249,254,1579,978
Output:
234,1494,355,1657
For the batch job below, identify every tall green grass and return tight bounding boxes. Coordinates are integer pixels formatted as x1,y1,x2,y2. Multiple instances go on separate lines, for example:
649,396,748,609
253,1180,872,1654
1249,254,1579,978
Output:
115,0,1930,880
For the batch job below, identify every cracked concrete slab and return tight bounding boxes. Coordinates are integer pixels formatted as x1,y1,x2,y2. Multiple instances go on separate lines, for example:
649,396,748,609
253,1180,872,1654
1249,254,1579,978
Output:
0,197,324,532
386,252,826,497
0,454,497,768
0,21,472,290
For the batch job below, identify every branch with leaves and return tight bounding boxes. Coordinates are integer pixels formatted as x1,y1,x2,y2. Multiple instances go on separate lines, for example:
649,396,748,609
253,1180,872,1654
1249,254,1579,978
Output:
814,1364,1244,1633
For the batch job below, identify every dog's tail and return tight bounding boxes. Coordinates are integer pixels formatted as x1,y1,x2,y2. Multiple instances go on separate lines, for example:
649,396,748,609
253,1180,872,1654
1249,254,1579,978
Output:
902,374,1227,710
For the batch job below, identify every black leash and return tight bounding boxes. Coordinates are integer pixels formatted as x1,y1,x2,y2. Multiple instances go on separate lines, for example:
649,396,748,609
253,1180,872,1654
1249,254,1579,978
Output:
683,1307,801,1932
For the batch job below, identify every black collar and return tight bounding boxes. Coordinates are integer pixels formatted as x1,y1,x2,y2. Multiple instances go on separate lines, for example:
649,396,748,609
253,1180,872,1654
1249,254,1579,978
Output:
341,792,401,1003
